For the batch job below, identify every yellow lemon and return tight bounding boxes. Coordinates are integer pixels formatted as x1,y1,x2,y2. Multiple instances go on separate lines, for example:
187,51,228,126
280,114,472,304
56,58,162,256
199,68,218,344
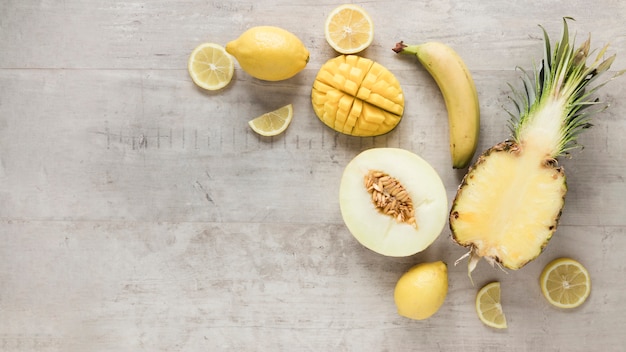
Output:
226,26,309,81
187,43,234,91
248,104,293,137
540,257,591,309
394,261,448,320
475,281,507,329
325,4,374,54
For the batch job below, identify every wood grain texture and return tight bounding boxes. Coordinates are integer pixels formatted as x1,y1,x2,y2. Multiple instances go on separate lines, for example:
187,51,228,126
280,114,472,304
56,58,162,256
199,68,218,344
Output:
1,1,625,351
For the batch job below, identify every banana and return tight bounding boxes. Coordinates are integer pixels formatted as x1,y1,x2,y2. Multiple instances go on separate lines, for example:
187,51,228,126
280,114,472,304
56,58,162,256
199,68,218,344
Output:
393,41,480,169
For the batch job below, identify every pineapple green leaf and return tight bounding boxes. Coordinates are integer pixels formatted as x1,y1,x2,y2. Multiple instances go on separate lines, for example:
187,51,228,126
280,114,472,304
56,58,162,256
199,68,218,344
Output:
509,17,623,158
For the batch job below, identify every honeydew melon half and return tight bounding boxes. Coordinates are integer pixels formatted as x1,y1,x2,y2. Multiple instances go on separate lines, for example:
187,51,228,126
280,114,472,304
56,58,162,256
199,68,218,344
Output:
339,148,448,257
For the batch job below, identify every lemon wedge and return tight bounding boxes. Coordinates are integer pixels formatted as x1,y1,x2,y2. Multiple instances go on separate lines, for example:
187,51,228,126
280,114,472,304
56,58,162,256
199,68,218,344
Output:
248,104,293,137
188,43,234,91
476,281,507,329
324,4,374,54
540,257,591,309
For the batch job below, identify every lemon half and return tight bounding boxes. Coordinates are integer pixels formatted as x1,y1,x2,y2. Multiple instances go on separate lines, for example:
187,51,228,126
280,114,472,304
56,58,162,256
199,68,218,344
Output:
540,257,591,309
188,43,234,91
324,4,374,54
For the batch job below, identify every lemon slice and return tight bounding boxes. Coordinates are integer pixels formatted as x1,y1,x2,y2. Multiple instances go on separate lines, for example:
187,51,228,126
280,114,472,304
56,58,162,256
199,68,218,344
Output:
188,43,234,91
540,257,591,309
248,104,293,136
324,4,374,54
476,281,507,329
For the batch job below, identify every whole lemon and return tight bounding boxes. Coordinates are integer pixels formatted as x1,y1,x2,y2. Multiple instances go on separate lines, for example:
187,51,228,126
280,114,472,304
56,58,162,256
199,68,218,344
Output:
394,261,448,320
226,26,310,81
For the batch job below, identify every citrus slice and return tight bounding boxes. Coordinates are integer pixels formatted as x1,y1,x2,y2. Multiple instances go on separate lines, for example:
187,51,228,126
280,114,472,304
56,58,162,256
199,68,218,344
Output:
324,4,374,54
188,43,234,91
540,257,591,309
248,104,293,136
475,281,507,329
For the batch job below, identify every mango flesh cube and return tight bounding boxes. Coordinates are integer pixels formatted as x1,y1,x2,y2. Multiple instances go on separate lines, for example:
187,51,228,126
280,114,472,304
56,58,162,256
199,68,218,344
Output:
311,55,404,137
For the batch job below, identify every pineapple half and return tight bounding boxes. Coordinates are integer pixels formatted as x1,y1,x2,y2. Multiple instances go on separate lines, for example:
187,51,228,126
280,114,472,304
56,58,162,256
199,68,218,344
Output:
450,18,623,274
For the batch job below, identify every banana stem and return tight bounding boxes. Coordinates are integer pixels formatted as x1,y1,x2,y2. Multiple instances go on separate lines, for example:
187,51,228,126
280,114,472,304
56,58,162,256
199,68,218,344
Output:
392,41,420,55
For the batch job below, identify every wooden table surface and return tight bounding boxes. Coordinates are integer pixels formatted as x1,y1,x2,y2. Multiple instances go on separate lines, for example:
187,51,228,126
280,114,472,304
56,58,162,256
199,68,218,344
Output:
2,1,625,351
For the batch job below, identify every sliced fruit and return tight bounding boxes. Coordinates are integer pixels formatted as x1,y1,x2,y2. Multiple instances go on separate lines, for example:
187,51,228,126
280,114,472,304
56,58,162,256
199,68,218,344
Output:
188,43,234,91
450,19,621,276
339,148,447,257
394,261,448,320
450,141,567,273
226,26,309,81
324,4,374,54
476,281,507,329
312,55,404,137
540,257,591,309
248,104,293,137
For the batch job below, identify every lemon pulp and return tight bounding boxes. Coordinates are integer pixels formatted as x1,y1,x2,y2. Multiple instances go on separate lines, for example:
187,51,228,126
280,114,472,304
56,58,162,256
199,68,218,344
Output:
540,257,591,309
475,281,507,329
248,104,293,137
325,4,374,54
188,43,234,91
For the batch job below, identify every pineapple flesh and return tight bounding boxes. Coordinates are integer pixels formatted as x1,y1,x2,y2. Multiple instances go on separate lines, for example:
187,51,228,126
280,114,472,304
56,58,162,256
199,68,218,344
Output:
450,141,566,270
450,18,622,273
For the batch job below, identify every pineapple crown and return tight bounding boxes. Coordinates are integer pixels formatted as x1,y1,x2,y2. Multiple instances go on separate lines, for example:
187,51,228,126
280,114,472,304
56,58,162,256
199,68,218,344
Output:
507,17,624,158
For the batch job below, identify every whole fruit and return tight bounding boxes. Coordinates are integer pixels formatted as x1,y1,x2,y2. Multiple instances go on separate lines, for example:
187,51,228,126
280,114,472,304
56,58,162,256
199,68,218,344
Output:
394,261,448,320
226,26,310,81
339,148,447,257
393,41,479,169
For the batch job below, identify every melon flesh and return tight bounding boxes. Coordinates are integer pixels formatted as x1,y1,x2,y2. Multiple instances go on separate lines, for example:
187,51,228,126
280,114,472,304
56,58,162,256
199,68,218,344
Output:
339,148,448,257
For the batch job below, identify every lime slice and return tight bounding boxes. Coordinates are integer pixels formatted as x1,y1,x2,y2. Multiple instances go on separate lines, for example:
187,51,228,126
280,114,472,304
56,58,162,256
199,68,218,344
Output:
324,4,374,54
540,257,591,309
248,104,293,137
476,281,507,329
188,43,234,91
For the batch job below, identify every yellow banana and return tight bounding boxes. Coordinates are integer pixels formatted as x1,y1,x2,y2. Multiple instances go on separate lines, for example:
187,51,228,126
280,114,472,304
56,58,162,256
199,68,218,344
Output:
394,41,480,169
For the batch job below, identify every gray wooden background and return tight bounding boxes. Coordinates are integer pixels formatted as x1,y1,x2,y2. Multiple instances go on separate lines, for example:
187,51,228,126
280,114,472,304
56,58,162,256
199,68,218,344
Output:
1,1,625,351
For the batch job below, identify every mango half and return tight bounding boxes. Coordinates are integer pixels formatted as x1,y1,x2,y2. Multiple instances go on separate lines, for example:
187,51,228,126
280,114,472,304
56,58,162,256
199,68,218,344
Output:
311,55,404,136
339,148,448,257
